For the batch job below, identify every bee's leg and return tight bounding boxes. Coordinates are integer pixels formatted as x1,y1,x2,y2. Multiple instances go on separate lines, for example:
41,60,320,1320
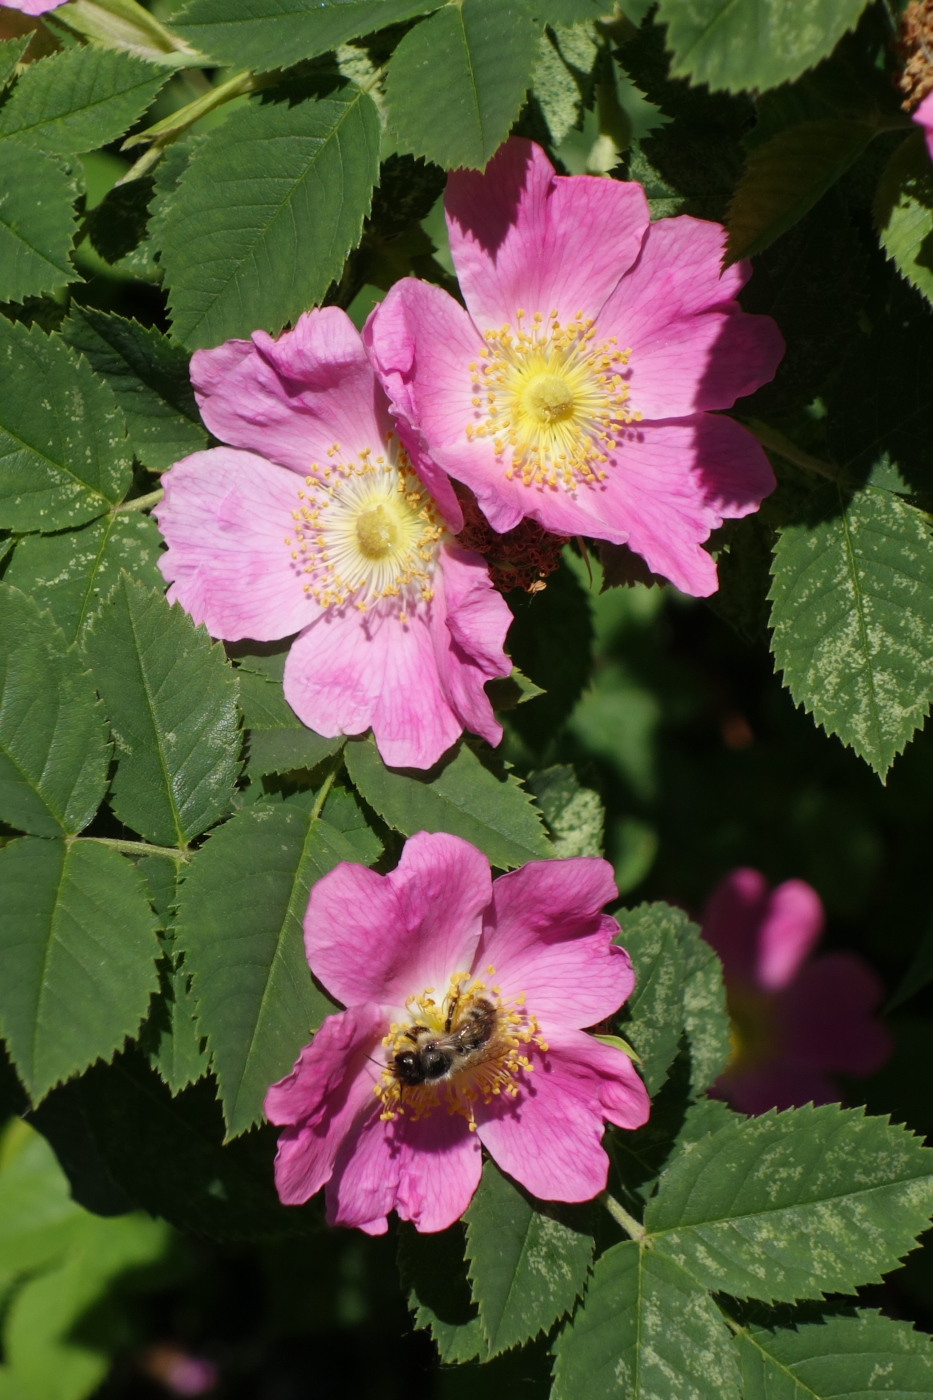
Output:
444,994,460,1035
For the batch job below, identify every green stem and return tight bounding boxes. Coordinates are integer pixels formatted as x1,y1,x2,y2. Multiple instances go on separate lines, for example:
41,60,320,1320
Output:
745,419,840,482
601,1191,646,1242
309,759,341,823
77,836,189,861
122,70,261,149
114,488,163,515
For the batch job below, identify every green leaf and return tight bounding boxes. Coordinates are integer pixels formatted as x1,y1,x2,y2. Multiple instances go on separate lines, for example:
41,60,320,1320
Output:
726,120,874,262
0,1120,83,1276
734,1308,933,1400
136,854,208,1095
385,0,541,171
769,479,933,779
173,0,438,72
0,319,132,532
398,1223,488,1364
875,131,933,310
646,1105,933,1303
345,734,551,870
655,0,871,94
83,577,240,848
506,560,594,754
0,584,110,838
174,800,373,1138
0,141,77,306
464,1159,594,1357
526,765,604,858
0,46,167,154
0,38,29,92
158,84,380,349
0,838,161,1103
551,1241,742,1400
5,513,164,645
36,1053,325,1240
238,660,344,778
618,902,730,1097
60,307,206,471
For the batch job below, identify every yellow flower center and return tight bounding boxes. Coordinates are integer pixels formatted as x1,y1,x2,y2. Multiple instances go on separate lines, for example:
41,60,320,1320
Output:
375,968,548,1129
284,440,446,616
726,989,775,1072
465,308,641,491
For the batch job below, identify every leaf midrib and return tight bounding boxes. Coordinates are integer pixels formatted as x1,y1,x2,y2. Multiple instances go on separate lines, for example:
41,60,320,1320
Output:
121,580,188,848
0,71,161,146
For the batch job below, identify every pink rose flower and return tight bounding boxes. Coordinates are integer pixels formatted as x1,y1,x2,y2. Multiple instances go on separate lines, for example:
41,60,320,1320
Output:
913,90,933,161
702,868,892,1115
0,1,64,13
264,832,650,1234
366,138,784,597
155,308,512,770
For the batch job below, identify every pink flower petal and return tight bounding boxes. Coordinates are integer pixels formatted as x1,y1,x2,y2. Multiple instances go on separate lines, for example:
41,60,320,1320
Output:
478,858,634,1030
155,447,318,641
476,1030,649,1201
702,867,771,986
326,1103,483,1233
913,91,933,163
777,952,893,1076
305,831,491,1012
284,605,463,769
190,307,392,476
445,138,649,330
1,0,63,10
430,542,510,750
756,879,824,992
715,1063,840,1115
264,1004,385,1205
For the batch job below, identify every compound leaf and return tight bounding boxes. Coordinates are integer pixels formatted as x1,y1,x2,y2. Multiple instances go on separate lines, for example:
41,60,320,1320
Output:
173,0,438,73
385,0,540,170
83,577,240,848
464,1159,593,1357
769,479,933,779
551,1241,742,1400
734,1308,933,1400
399,1223,489,1364
0,838,160,1103
646,1105,933,1303
237,660,344,778
345,734,551,870
5,513,164,645
158,84,380,349
0,142,77,303
0,46,167,154
174,801,369,1139
655,0,871,94
0,318,131,532
0,584,109,839
60,307,206,471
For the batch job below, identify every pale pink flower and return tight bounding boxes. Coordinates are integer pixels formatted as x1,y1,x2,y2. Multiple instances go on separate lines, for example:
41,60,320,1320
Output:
702,868,892,1115
0,1,63,13
366,138,784,597
913,91,933,161
155,308,512,771
265,832,650,1234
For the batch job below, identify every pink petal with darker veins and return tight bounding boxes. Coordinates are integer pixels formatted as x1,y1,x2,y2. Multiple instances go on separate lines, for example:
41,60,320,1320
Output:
305,831,491,1013
155,447,316,642
476,1030,649,1202
478,858,635,1030
190,307,391,476
265,1003,385,1205
445,138,649,330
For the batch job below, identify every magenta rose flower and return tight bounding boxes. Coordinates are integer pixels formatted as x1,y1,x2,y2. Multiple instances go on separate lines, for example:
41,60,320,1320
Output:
702,868,892,1115
264,832,650,1234
155,308,512,770
366,137,784,597
914,91,933,160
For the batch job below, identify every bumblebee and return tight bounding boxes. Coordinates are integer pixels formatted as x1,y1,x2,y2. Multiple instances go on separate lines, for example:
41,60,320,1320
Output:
391,996,498,1087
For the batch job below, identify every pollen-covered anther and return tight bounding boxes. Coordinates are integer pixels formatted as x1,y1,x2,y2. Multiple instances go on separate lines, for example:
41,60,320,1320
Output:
467,311,640,491
375,969,547,1126
286,448,446,612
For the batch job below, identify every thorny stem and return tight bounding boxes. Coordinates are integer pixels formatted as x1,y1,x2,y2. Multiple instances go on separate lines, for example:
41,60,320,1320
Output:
745,420,840,482
601,1191,646,1242
114,488,164,514
77,836,190,861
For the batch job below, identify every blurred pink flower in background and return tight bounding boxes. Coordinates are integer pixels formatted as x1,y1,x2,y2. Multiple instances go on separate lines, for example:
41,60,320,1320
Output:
368,137,783,597
913,90,933,160
702,868,892,1115
0,1,64,13
155,308,512,770
265,832,649,1234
